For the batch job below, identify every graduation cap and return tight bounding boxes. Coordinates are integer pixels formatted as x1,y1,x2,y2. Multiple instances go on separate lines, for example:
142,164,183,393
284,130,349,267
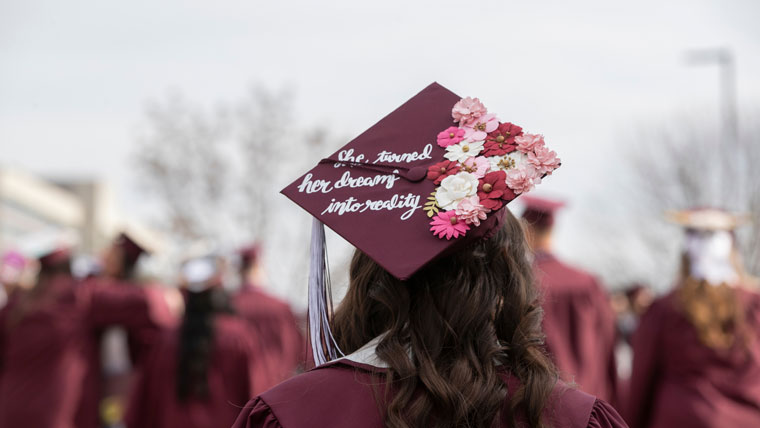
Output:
667,208,748,286
19,229,80,270
281,82,560,364
114,232,151,268
180,254,221,292
520,195,566,229
238,243,261,268
666,207,748,232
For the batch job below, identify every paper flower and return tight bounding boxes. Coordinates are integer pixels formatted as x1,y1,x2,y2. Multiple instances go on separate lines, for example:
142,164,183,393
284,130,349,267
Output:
452,97,487,126
430,210,470,240
437,127,466,148
488,151,526,172
505,165,542,194
463,114,499,142
435,172,479,211
444,140,484,163
460,156,490,178
527,145,561,175
455,196,490,226
515,133,545,153
477,170,514,211
426,160,461,185
483,122,522,156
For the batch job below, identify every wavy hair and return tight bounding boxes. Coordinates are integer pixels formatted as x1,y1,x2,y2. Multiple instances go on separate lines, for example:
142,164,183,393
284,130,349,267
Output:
677,252,748,350
331,210,557,428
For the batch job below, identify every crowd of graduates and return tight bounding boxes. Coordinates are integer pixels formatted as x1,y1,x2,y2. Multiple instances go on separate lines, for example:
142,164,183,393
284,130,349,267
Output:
0,199,759,428
0,234,305,428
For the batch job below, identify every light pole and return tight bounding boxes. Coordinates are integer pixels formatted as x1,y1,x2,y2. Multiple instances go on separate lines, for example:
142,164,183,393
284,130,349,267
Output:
685,48,738,142
685,48,738,204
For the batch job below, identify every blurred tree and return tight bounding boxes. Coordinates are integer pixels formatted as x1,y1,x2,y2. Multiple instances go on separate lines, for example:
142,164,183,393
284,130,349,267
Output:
133,87,336,295
134,92,230,241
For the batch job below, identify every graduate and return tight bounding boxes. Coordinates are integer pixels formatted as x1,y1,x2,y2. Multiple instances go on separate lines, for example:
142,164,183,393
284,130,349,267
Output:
233,83,627,428
125,253,266,428
233,244,304,384
627,208,760,428
89,231,174,427
0,232,173,428
520,196,618,403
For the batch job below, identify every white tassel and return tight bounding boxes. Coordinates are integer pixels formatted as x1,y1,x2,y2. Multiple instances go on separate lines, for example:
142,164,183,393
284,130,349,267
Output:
307,218,344,366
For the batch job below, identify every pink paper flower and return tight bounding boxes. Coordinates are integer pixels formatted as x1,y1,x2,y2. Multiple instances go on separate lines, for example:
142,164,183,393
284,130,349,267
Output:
455,196,490,227
514,133,545,153
460,156,489,178
452,97,487,126
505,165,542,195
527,145,561,175
437,126,466,148
430,210,470,240
463,114,499,141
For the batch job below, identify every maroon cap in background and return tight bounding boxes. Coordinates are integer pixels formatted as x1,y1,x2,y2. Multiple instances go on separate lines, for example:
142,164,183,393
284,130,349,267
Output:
520,195,566,229
238,243,261,268
282,82,560,280
115,232,148,267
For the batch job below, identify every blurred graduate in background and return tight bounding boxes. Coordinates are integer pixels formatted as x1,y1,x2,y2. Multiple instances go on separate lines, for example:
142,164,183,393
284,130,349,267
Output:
0,231,174,428
125,252,268,428
627,208,760,428
521,196,618,404
234,244,305,383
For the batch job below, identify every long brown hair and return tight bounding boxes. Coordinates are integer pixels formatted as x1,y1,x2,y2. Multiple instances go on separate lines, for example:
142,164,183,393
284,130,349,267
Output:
331,210,557,428
677,252,747,350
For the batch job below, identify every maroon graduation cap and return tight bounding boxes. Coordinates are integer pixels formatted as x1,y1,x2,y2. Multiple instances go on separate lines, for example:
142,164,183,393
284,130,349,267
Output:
282,82,560,364
115,232,149,268
520,195,566,229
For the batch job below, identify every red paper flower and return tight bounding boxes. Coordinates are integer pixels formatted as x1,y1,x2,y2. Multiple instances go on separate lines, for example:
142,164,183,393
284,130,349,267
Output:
477,170,515,211
482,122,522,157
426,160,461,185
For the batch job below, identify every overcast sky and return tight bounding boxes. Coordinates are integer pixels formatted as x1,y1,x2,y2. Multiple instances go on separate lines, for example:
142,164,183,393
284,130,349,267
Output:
2,0,759,299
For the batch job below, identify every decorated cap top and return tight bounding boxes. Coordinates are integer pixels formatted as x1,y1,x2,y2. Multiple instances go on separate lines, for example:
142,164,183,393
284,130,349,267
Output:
282,82,560,280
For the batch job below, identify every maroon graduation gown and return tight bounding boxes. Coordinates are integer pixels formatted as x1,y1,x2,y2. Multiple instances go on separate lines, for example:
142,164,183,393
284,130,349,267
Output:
124,314,267,428
231,358,627,428
0,275,174,428
627,288,760,428
234,286,304,385
535,252,618,403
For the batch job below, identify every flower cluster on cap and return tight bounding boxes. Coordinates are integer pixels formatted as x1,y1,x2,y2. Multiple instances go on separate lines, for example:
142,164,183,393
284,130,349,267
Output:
428,97,560,240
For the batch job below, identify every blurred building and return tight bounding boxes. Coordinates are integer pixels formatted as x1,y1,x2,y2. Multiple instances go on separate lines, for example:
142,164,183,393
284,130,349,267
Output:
0,167,157,256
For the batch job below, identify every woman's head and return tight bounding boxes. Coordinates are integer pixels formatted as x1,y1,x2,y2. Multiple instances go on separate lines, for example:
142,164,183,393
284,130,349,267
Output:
332,209,556,428
678,229,748,350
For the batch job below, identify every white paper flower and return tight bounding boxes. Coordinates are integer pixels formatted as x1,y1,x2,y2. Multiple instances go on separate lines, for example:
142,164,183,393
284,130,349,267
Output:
488,151,527,173
435,172,479,210
444,140,484,163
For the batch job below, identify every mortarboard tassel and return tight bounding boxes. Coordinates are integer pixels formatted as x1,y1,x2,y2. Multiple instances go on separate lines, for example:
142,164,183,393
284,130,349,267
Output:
308,218,344,366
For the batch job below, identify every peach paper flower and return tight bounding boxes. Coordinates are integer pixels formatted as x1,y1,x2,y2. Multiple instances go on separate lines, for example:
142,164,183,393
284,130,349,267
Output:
505,165,542,194
452,97,488,126
527,145,561,175
461,156,489,178
514,133,545,153
430,210,470,240
455,196,490,226
463,114,499,142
